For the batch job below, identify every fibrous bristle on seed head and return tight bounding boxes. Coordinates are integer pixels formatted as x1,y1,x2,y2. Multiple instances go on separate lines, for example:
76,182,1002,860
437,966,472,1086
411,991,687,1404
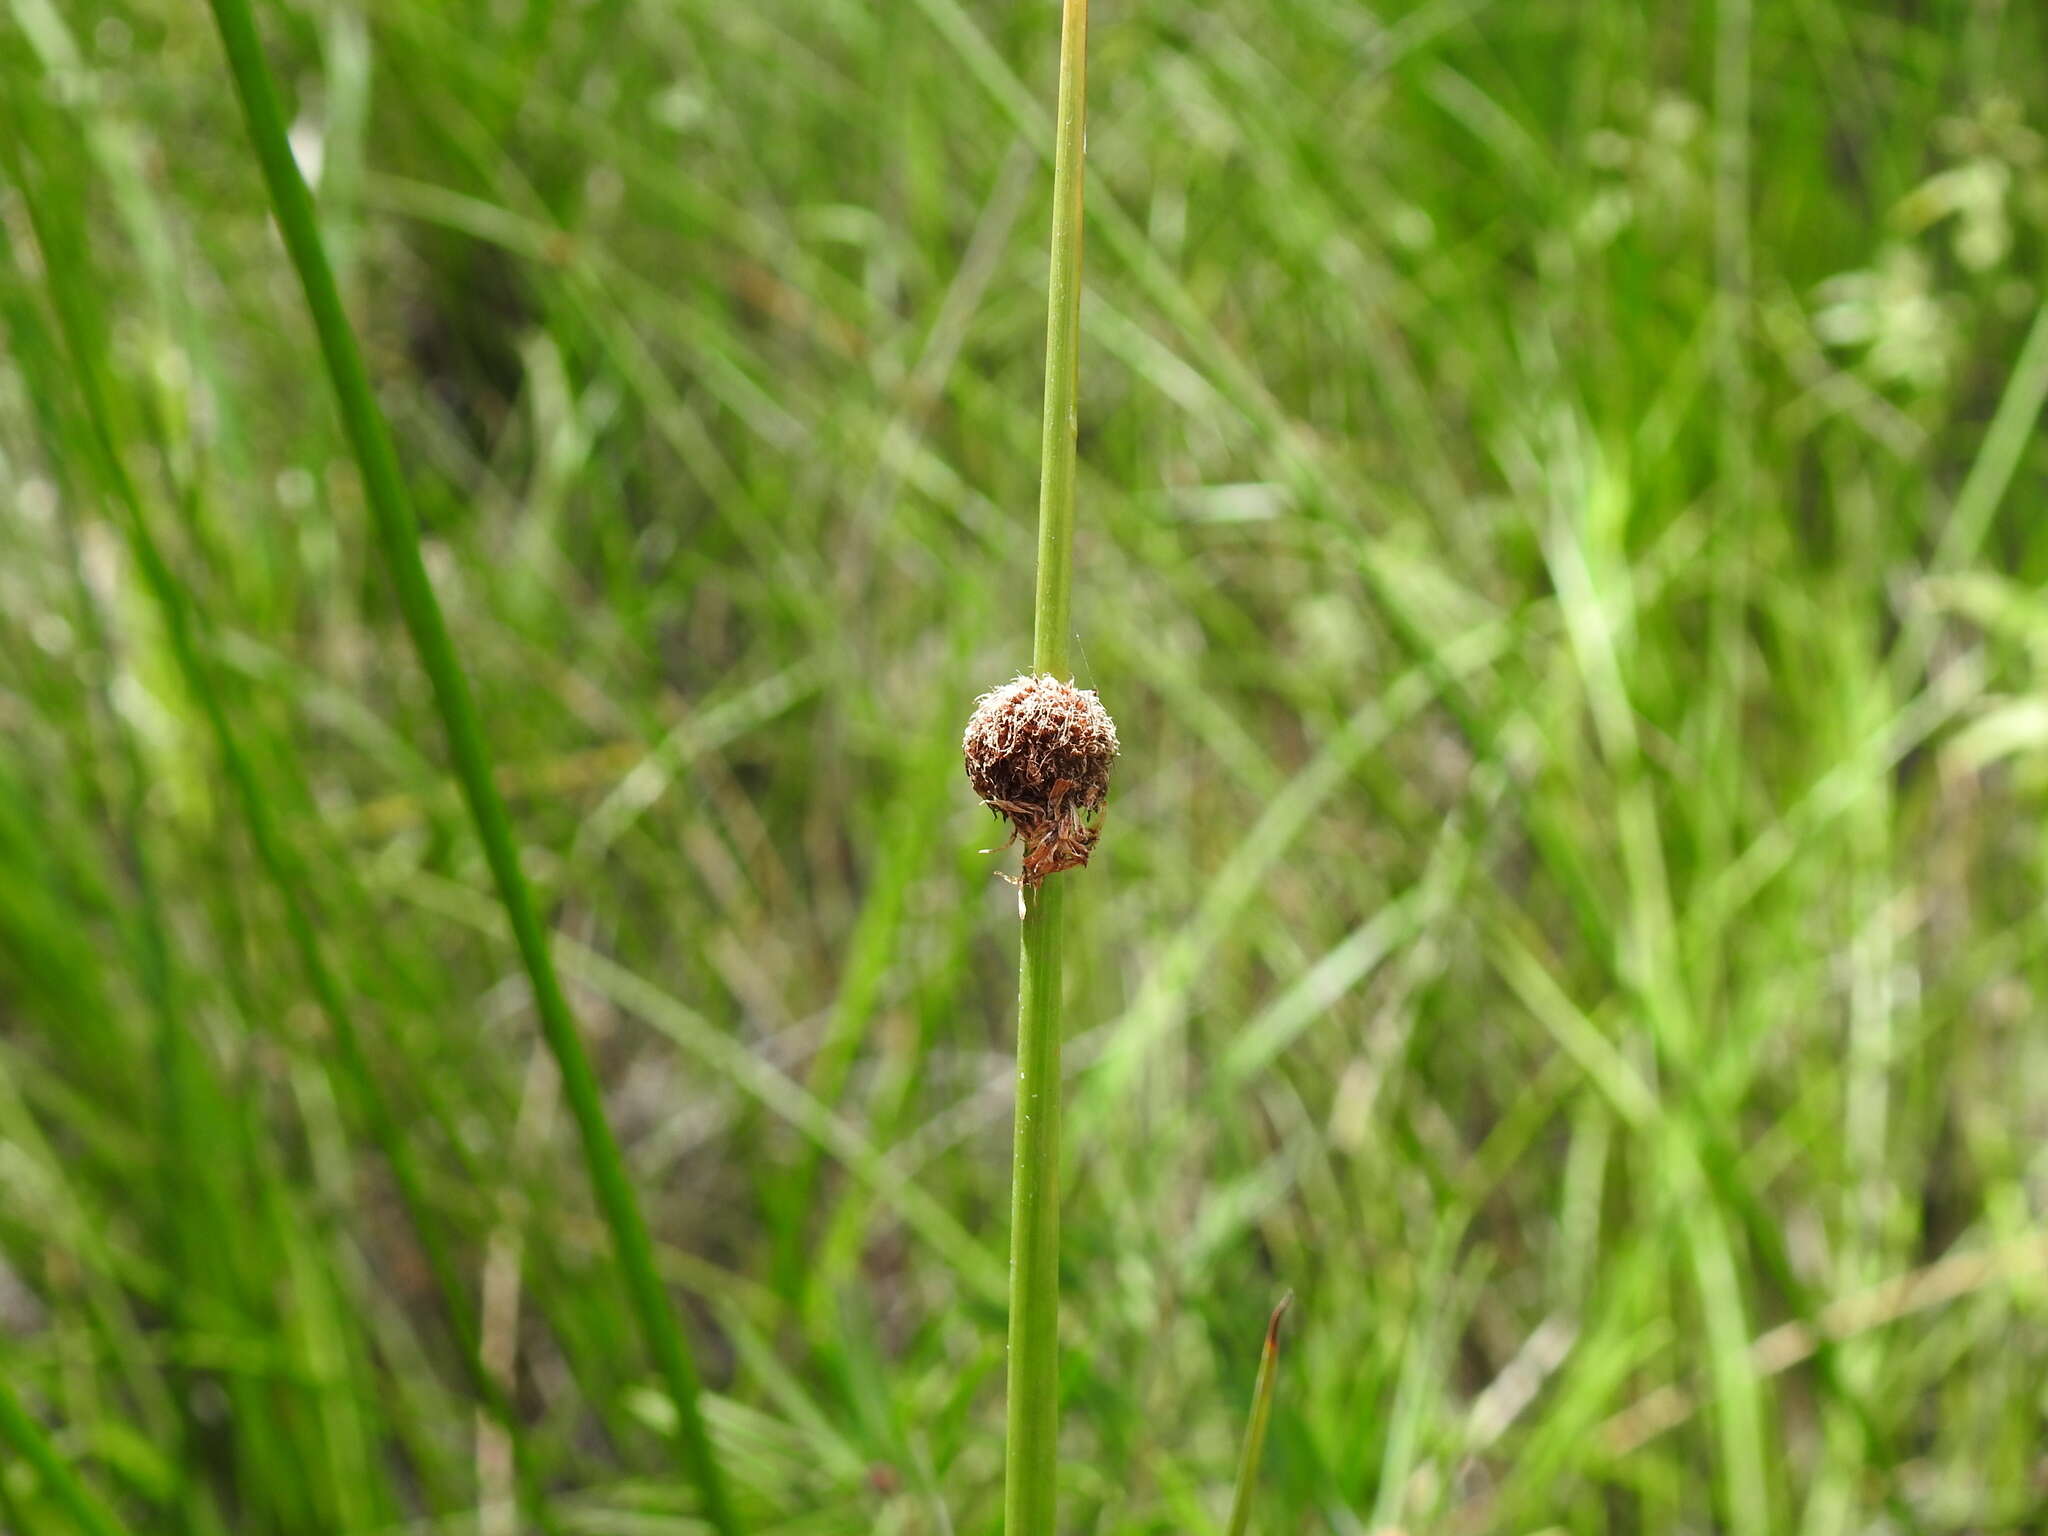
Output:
963,674,1119,887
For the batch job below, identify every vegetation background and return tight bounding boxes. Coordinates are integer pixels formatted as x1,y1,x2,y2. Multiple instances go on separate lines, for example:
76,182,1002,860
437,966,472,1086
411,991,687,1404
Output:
4,0,2048,1531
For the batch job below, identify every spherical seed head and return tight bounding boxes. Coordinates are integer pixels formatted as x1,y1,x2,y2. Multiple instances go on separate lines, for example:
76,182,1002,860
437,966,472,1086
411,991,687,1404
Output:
963,674,1119,886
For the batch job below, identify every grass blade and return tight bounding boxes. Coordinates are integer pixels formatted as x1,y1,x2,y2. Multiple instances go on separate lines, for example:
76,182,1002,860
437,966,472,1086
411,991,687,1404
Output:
1224,1293,1293,1536
196,3,736,1530
0,1373,134,1536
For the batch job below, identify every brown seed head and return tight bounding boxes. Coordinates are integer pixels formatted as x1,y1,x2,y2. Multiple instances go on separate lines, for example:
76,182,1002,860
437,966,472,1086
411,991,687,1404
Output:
963,674,1119,887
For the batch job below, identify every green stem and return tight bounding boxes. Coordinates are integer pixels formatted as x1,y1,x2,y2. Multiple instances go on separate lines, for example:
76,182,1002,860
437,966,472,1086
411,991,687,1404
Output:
198,4,736,1531
1223,1293,1292,1536
1007,3,1088,1532
1030,0,1089,682
1006,878,1067,1534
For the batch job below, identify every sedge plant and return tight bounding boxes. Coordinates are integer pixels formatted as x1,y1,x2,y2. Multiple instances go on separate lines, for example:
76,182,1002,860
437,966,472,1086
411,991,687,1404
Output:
964,1,1099,1531
198,1,738,1531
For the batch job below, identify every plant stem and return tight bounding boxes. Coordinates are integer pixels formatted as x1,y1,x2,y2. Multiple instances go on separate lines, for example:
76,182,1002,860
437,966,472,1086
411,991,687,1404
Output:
1224,1293,1292,1536
1007,2,1088,1532
199,5,736,1531
1007,876,1067,1534
1030,0,1089,683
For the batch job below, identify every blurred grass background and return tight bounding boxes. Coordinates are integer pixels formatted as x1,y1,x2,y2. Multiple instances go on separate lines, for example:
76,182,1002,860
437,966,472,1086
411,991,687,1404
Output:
4,0,2048,1530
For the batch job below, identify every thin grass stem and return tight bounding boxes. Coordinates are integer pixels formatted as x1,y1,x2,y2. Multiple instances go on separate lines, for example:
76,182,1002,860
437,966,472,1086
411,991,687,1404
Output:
197,4,736,1530
1006,2,1089,1531
1029,0,1088,681
1006,876,1067,1534
1224,1294,1292,1536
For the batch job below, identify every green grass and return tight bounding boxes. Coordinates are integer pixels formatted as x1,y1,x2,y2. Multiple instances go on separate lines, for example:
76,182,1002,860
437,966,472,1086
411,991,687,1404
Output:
200,0,735,1522
3,1,2048,1532
1224,1292,1290,1536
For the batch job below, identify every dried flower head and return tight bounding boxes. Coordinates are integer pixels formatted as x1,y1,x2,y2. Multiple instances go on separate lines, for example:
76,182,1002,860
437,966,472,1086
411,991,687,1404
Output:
963,674,1119,887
